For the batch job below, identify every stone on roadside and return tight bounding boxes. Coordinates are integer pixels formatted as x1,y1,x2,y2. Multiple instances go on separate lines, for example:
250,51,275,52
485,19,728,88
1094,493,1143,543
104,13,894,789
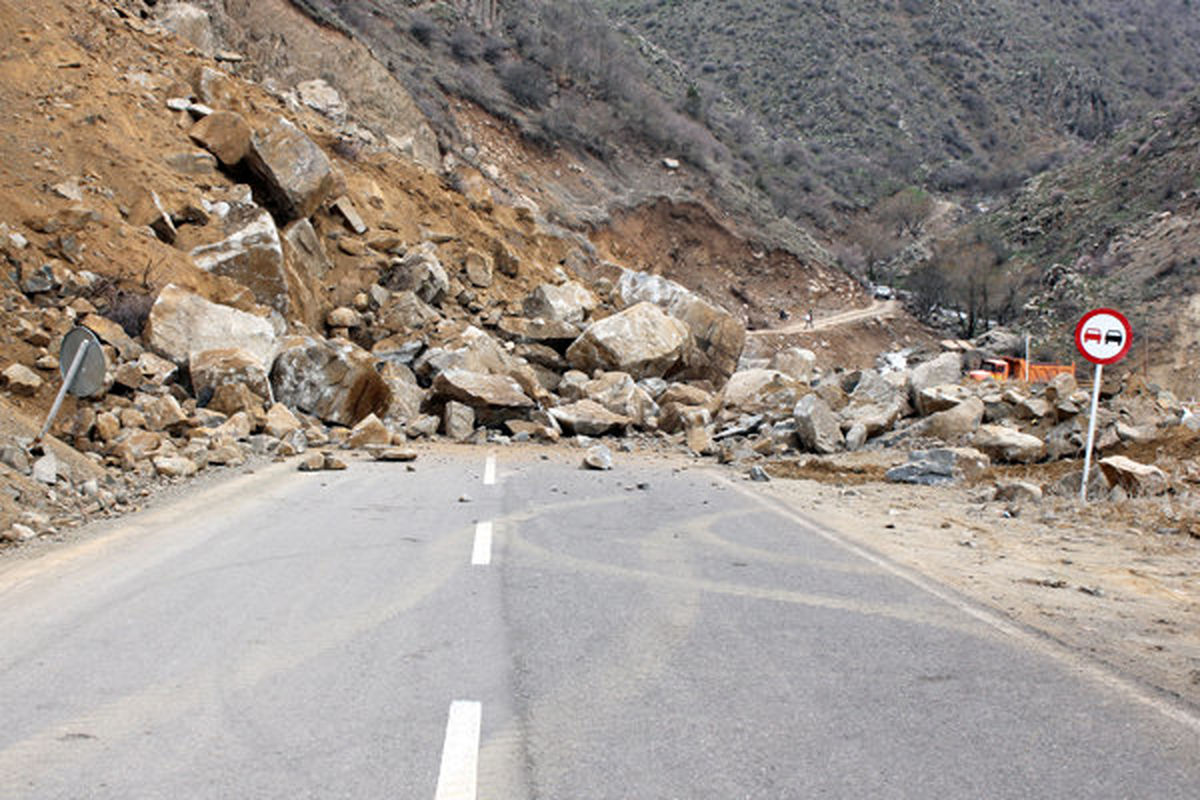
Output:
722,369,807,415
748,466,771,482
191,347,272,400
443,401,476,442
971,424,1046,464
549,400,631,436
995,480,1044,504
297,452,325,472
582,444,614,471
1098,456,1168,497
32,453,58,485
2,523,37,543
348,413,392,448
376,447,418,462
153,455,199,478
886,447,990,486
925,396,985,441
271,335,391,427
794,394,844,454
264,403,302,438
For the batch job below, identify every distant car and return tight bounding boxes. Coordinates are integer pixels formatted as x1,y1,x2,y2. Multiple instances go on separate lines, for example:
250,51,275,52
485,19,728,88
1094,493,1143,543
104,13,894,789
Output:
1105,330,1124,345
873,285,894,300
1083,327,1102,344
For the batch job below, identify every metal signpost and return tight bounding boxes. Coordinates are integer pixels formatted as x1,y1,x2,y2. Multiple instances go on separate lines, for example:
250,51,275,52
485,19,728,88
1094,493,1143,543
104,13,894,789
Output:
35,326,108,444
1074,308,1133,501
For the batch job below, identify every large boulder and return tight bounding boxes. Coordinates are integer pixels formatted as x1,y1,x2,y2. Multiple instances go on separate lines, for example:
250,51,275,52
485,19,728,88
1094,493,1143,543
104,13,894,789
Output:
523,281,598,324
770,347,817,383
145,284,278,367
548,399,631,436
379,362,426,423
270,335,390,426
583,372,658,427
925,396,985,441
971,424,1046,464
910,352,964,414
615,269,744,387
794,394,843,454
431,369,534,411
566,302,688,379
244,116,337,222
190,347,271,400
721,369,807,415
190,203,289,313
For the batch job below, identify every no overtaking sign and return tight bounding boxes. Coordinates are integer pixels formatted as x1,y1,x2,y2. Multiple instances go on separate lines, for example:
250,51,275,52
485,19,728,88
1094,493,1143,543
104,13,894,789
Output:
1075,308,1132,365
1075,307,1133,501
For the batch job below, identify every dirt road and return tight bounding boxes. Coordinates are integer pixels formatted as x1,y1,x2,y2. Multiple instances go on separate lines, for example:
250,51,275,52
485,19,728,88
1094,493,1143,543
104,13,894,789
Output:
749,299,902,336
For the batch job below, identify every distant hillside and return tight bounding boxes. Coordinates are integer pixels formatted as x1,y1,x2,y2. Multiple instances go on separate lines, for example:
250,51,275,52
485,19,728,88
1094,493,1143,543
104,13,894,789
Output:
593,0,1200,214
975,90,1200,391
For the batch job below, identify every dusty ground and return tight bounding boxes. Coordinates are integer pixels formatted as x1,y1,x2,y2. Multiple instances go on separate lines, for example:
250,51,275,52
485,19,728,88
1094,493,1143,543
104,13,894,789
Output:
761,445,1200,710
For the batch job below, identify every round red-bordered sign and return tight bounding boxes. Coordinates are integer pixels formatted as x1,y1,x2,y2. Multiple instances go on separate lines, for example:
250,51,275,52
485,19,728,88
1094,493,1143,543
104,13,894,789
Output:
1075,308,1132,365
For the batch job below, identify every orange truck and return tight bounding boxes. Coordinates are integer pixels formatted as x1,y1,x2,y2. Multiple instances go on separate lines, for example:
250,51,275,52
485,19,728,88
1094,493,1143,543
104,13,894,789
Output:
967,356,1075,383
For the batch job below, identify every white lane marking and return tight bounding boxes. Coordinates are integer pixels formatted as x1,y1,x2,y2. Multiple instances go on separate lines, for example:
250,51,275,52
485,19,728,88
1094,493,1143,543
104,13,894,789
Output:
483,454,496,485
434,700,481,800
472,522,493,566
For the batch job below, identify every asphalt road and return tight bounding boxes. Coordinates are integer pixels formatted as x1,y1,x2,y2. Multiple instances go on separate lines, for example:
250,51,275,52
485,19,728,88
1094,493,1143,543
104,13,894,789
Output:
0,448,1197,799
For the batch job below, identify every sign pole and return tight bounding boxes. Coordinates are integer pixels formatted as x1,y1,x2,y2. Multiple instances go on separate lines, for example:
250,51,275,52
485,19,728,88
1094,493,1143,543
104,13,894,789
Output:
1080,362,1103,502
35,341,90,444
1024,333,1031,382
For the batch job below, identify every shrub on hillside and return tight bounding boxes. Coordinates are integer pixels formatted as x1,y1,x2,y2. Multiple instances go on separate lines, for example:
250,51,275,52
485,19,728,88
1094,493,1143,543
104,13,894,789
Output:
498,61,552,109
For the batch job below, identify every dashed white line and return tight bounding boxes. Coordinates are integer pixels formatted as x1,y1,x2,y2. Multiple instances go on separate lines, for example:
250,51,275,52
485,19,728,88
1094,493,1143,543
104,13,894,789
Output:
483,455,496,486
472,522,493,566
434,700,481,800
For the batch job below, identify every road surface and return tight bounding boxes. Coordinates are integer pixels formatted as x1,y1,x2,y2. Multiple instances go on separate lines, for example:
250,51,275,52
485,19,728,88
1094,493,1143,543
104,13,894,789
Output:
1,448,1197,798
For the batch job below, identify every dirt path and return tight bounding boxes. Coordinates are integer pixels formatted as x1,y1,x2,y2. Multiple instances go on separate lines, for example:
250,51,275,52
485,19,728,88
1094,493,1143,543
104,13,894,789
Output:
748,300,901,336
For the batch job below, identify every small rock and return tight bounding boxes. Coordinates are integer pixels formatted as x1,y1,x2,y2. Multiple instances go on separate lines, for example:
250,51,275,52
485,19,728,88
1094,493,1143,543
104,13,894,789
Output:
376,447,418,462
2,363,43,396
748,465,771,482
3,523,36,542
322,453,348,471
458,494,472,503
32,454,58,485
582,445,614,471
297,452,325,472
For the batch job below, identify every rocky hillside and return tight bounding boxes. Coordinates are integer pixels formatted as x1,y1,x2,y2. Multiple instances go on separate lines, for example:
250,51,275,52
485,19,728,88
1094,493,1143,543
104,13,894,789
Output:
963,90,1200,396
595,0,1200,214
